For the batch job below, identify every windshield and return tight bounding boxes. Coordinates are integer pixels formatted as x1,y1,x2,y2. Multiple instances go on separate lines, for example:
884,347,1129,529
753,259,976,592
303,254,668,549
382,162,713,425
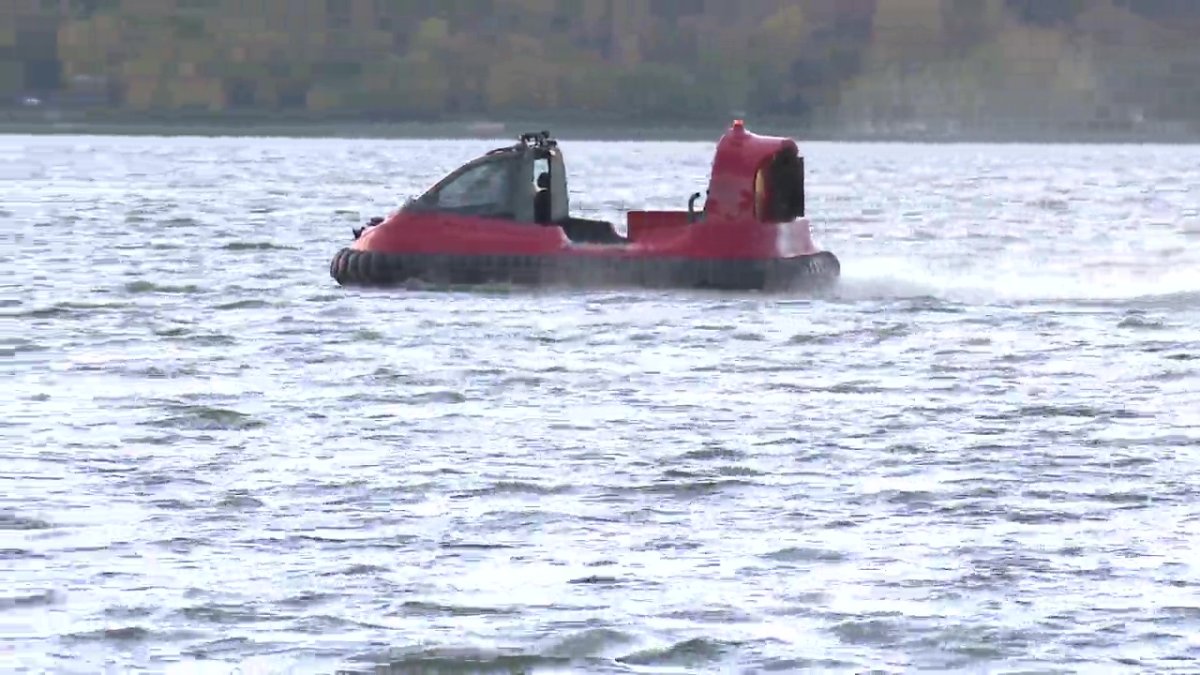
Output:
416,157,515,218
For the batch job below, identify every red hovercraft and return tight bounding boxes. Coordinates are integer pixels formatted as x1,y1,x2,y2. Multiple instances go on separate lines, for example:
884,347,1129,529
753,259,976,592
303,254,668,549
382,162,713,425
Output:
329,120,840,291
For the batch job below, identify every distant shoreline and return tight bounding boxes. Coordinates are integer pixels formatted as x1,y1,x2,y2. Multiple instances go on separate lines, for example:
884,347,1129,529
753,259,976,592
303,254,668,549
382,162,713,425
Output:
2,111,1198,145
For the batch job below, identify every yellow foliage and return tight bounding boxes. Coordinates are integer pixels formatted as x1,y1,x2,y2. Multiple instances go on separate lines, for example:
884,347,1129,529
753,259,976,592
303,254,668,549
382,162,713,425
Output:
995,25,1067,78
504,34,545,59
356,30,394,53
762,4,808,46
119,0,175,15
8,0,1195,125
484,56,561,110
364,53,452,115
177,41,221,64
124,76,164,110
166,75,225,110
559,64,616,111
413,17,450,52
579,0,609,37
753,3,808,75
870,0,946,62
306,83,344,112
0,60,23,93
504,0,557,15
990,24,1097,94
122,57,168,79
58,16,126,68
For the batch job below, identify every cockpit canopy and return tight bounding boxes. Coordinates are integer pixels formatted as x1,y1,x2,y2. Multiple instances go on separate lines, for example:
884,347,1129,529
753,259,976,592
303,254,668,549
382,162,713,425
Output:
404,121,806,229
406,130,569,224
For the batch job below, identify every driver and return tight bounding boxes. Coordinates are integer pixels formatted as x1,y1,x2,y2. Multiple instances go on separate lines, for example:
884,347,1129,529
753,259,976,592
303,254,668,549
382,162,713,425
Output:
533,171,552,224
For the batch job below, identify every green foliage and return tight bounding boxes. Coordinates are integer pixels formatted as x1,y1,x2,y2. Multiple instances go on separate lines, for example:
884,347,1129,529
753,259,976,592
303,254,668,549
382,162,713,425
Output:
0,60,24,93
614,63,700,119
170,15,205,40
1004,0,1086,27
1,0,1195,130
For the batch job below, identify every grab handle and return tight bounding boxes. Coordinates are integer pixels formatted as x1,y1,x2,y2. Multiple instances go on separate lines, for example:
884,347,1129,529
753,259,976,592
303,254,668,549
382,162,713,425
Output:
687,192,702,223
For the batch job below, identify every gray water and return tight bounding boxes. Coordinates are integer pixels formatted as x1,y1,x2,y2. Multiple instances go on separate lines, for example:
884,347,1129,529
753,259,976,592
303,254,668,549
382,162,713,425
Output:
3,134,1200,675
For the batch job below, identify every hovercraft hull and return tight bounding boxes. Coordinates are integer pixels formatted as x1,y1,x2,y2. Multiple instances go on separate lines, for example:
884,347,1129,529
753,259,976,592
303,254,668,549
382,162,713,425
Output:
327,121,842,293
330,247,839,292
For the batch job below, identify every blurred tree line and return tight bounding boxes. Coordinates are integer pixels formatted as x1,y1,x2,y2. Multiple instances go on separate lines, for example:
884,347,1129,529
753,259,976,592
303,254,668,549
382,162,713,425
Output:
2,0,1198,133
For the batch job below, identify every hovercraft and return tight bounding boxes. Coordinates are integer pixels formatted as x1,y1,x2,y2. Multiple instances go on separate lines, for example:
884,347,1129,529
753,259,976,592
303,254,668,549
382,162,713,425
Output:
329,120,840,292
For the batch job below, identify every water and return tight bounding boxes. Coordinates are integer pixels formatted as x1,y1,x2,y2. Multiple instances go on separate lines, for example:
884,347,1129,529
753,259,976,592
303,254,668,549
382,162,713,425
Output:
3,133,1200,674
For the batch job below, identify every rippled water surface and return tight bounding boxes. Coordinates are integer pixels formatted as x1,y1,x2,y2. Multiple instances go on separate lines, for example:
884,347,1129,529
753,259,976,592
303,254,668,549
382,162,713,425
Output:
3,134,1200,674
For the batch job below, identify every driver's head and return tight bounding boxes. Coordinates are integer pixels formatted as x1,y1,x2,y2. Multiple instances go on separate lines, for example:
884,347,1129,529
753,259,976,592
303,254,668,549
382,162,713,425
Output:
537,171,550,189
